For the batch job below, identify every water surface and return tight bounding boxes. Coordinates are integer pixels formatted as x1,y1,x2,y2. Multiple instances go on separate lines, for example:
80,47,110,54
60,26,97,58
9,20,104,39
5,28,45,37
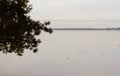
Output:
0,30,120,76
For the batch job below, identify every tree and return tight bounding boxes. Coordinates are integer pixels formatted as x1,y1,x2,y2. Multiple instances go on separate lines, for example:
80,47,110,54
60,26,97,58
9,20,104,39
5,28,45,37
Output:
0,0,52,56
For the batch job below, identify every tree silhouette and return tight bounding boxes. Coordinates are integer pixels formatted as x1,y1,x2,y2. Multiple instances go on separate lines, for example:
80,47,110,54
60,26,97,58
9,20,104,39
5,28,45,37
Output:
0,0,52,56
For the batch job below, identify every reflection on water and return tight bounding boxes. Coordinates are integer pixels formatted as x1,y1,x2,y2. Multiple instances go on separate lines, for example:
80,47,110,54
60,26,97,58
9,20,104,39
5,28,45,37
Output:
0,30,120,76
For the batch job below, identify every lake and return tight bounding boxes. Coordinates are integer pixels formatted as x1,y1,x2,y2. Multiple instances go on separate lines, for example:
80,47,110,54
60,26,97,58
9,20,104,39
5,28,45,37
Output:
0,20,120,76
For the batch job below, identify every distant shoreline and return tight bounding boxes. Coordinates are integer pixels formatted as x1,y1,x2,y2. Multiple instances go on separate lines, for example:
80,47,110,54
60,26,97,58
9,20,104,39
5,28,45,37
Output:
52,28,120,31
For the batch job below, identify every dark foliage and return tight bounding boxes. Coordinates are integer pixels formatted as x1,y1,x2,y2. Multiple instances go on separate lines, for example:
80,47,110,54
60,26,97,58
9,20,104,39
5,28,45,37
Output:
0,0,52,56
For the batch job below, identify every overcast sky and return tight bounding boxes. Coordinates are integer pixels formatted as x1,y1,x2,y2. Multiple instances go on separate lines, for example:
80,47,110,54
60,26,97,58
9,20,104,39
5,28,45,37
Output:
30,0,120,20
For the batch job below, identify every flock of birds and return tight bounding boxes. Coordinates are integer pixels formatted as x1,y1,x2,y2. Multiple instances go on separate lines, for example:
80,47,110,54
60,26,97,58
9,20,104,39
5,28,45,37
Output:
66,43,120,60
66,50,106,60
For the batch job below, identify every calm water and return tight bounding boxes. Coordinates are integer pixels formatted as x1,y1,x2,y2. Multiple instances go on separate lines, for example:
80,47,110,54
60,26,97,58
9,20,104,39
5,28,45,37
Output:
0,20,120,76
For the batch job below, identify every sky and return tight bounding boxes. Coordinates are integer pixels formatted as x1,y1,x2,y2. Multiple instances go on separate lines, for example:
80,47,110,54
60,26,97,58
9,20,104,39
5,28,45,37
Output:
30,0,120,20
